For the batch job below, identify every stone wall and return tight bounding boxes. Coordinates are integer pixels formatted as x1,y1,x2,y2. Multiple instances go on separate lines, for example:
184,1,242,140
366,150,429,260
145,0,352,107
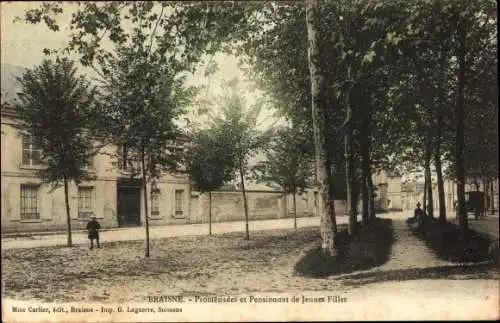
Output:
189,189,320,224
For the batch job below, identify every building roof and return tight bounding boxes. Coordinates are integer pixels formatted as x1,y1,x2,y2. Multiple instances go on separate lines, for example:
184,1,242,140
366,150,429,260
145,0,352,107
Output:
1,64,25,121
1,63,25,103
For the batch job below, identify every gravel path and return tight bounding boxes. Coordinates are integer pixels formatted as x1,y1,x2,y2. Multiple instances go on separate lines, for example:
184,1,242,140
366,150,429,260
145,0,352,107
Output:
1,215,361,250
382,218,452,270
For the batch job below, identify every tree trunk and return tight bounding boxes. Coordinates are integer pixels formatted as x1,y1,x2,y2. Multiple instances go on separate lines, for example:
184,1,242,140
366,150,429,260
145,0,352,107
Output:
483,178,488,217
141,152,150,258
435,65,447,223
284,193,288,218
424,138,433,218
306,1,338,256
423,176,428,215
360,115,371,224
474,178,480,191
63,176,72,247
361,173,369,225
367,171,375,220
490,180,495,214
293,189,297,229
345,76,357,236
208,190,212,236
239,164,250,240
455,15,469,234
434,151,446,223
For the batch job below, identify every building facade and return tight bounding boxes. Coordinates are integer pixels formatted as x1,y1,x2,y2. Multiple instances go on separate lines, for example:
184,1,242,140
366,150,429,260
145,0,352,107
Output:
1,106,193,233
372,170,403,211
1,106,320,233
2,102,496,233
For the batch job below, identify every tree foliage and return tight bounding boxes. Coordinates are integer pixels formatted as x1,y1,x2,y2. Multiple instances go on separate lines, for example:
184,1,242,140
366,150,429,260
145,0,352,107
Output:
254,125,312,194
208,80,273,239
15,57,97,247
17,0,498,240
185,126,235,193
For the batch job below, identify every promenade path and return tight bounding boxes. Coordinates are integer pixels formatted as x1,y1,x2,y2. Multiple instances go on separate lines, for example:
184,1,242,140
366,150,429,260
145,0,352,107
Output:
1,215,360,250
381,213,452,270
3,211,498,320
378,211,498,270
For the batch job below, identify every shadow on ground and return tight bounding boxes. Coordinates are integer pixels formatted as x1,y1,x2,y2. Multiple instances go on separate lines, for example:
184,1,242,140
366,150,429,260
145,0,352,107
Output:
340,262,499,287
294,218,394,277
407,217,496,263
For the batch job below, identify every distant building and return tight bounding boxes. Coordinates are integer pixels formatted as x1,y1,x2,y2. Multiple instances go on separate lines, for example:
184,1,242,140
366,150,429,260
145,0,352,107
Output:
400,181,425,211
377,169,499,214
372,170,403,211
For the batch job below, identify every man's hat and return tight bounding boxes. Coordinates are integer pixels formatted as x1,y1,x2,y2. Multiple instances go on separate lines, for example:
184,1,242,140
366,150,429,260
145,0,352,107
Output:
90,215,96,219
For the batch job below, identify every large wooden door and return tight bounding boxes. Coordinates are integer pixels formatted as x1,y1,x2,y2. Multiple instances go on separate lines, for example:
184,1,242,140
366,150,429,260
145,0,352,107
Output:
117,187,141,226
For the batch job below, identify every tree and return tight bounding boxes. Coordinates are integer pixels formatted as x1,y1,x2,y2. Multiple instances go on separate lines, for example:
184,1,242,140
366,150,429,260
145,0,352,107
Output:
185,126,235,235
15,57,97,247
253,125,313,229
20,0,497,242
98,37,194,257
305,1,339,256
210,82,272,240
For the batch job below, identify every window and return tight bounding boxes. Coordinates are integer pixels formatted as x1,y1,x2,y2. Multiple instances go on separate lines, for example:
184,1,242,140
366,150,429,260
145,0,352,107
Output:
78,187,94,218
22,135,42,166
174,190,184,216
118,144,135,172
81,155,94,170
20,185,39,220
151,191,160,217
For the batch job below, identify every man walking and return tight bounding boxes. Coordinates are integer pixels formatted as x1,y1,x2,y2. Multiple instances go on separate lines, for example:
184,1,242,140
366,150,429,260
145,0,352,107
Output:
86,215,101,249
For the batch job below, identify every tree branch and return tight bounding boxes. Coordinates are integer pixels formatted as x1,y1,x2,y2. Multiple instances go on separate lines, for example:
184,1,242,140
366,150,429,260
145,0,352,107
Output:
148,4,165,57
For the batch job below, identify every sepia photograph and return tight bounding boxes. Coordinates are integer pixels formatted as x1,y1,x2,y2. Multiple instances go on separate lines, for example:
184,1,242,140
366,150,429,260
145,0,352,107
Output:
1,1,498,322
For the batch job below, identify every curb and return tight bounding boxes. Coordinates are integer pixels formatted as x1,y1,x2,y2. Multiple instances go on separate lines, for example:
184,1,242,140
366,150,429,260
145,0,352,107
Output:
1,216,322,240
1,227,126,239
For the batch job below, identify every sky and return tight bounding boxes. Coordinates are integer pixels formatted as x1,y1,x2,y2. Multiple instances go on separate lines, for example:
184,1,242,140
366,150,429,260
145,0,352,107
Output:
1,2,281,189
0,2,279,129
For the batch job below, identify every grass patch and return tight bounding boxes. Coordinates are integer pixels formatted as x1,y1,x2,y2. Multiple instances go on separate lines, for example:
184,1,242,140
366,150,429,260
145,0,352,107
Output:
407,217,494,263
294,218,394,277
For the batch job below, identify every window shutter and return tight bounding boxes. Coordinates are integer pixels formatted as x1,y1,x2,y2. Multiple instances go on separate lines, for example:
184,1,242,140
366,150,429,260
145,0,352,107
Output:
40,184,52,220
68,182,78,219
170,189,175,217
5,183,21,220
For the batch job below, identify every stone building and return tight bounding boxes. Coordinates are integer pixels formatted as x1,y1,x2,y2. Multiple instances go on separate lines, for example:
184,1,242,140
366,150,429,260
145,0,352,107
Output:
1,105,321,233
1,104,321,233
372,170,403,211
398,177,498,214
1,105,193,233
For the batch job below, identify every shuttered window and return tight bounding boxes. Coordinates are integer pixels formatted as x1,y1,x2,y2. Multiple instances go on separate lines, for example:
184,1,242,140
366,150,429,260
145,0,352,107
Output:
174,190,184,216
20,185,39,220
151,191,160,216
22,135,42,166
78,187,94,218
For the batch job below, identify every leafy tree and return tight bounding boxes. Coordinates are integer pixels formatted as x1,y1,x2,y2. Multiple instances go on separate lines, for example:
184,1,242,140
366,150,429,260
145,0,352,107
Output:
210,80,273,240
19,0,498,243
185,126,235,235
305,1,340,255
14,58,97,247
97,30,194,257
253,125,313,229
22,2,199,257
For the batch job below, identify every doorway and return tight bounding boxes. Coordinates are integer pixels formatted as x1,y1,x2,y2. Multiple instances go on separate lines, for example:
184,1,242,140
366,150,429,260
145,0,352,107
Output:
117,179,142,226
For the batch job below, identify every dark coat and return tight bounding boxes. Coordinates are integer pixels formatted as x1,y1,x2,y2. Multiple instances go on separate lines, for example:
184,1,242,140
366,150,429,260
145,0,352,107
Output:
87,219,101,239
